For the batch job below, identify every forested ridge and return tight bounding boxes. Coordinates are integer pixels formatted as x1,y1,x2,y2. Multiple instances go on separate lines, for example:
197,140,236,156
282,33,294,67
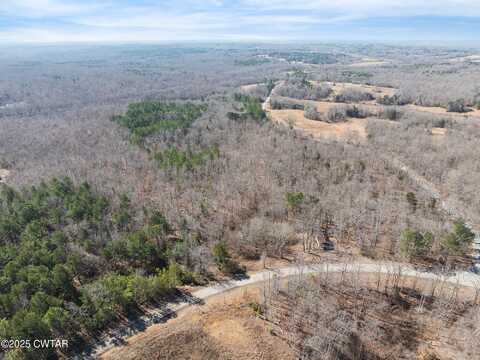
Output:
0,178,198,359
1,44,480,359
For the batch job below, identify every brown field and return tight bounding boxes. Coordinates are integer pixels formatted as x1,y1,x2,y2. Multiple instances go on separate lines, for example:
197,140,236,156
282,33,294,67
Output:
406,104,480,117
265,81,480,142
431,127,447,136
240,83,261,93
349,60,390,67
101,285,294,360
327,83,480,118
0,169,10,183
271,81,480,117
449,54,480,63
348,57,390,67
317,81,397,99
430,127,448,146
269,109,368,141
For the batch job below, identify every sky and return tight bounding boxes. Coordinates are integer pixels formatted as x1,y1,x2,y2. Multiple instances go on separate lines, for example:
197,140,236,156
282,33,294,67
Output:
0,0,480,44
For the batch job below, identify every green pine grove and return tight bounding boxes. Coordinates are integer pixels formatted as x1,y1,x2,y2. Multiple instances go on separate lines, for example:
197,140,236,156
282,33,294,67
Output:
0,178,197,359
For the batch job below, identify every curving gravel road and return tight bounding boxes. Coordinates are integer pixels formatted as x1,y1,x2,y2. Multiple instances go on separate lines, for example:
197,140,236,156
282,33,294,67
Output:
90,260,480,359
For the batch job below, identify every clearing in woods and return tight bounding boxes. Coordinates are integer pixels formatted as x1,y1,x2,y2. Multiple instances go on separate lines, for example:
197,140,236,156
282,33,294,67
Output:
449,54,480,63
346,56,390,67
269,109,368,141
100,285,294,360
260,81,480,142
0,169,10,183
100,269,480,360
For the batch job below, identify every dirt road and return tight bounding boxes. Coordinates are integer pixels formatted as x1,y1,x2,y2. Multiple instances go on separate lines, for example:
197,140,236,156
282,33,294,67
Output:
90,260,480,359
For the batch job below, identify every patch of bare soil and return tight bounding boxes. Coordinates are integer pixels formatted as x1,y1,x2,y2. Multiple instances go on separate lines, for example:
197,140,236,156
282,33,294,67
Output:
449,54,480,63
266,91,480,145
430,127,447,146
0,169,10,183
263,81,404,144
322,81,396,98
240,83,261,93
101,286,294,360
405,104,480,118
269,108,368,142
349,60,390,67
431,128,447,136
270,81,480,120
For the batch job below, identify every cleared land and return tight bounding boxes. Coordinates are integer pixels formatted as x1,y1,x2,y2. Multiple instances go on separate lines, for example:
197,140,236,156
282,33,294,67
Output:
405,103,480,117
0,169,9,183
271,81,480,116
269,109,368,141
431,127,447,136
324,81,396,98
263,81,480,143
101,285,293,360
349,60,390,67
449,54,480,63
101,265,480,360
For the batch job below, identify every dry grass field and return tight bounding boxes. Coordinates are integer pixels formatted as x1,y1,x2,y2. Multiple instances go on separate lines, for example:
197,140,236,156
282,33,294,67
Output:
262,81,480,144
269,109,368,141
0,169,10,184
101,285,294,360
349,59,390,67
324,81,396,98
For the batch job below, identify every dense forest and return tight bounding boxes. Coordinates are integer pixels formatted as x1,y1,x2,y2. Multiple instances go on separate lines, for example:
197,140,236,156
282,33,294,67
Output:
0,178,202,359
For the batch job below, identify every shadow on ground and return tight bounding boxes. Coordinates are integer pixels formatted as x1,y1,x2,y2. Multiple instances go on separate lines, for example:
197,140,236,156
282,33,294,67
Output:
77,289,204,359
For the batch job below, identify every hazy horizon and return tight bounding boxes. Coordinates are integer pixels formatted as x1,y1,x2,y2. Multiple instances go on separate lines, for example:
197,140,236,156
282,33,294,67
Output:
1,1,480,44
